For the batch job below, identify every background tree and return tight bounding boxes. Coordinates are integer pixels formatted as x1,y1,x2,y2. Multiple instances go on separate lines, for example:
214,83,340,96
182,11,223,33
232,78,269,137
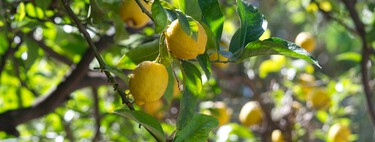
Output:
0,0,374,141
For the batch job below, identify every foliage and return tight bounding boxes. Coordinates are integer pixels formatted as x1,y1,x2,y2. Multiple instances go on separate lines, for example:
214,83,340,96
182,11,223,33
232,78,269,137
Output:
0,0,374,141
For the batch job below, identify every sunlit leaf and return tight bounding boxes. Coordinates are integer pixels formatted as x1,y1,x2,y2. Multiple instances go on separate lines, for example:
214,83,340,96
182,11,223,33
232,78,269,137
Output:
229,0,265,53
198,0,224,40
152,0,168,33
178,0,201,20
176,61,202,129
177,11,199,41
233,37,320,68
113,109,166,142
124,39,159,64
174,114,218,142
197,53,211,79
25,3,44,19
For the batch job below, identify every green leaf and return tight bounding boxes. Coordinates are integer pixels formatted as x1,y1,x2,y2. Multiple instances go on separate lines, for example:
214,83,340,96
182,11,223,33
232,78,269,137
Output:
198,0,224,40
88,0,106,25
113,109,166,142
24,38,40,70
174,114,218,142
177,61,202,129
201,22,219,51
229,0,265,53
0,32,8,54
116,54,137,70
15,2,26,21
233,37,321,68
335,52,361,62
35,0,52,11
197,53,211,79
178,0,202,20
103,65,129,85
152,0,168,33
163,66,175,104
125,39,159,64
25,3,44,19
177,11,199,41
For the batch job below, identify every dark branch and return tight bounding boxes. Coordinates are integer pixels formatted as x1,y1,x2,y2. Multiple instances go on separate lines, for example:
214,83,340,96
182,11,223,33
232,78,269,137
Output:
341,0,375,127
0,35,114,136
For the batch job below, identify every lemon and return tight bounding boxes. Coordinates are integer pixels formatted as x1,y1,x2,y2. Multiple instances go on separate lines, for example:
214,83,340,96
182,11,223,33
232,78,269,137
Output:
239,101,264,127
129,61,168,106
120,0,151,29
328,123,351,142
165,19,207,59
319,1,332,12
298,73,316,99
259,29,271,40
142,99,164,120
272,129,286,142
172,79,180,98
201,101,231,126
306,88,331,110
209,52,229,69
295,32,316,52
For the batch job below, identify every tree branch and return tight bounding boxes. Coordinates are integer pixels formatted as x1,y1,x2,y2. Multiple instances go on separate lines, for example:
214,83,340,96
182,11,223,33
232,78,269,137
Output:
0,35,113,136
92,87,101,142
341,0,375,127
61,0,134,110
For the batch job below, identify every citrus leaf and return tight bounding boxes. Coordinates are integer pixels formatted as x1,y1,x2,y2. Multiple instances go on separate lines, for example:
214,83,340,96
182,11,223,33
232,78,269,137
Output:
198,0,224,40
176,11,199,41
113,109,166,142
229,0,265,53
174,114,218,142
152,0,168,33
125,39,159,64
233,37,321,68
163,66,175,104
24,38,40,70
178,0,202,20
197,53,211,79
177,61,202,129
103,65,129,85
25,3,44,19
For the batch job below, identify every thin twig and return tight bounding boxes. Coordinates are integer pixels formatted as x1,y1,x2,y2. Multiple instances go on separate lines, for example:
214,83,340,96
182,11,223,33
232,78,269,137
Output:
134,0,154,21
13,57,39,98
341,0,375,128
91,87,101,142
61,0,134,110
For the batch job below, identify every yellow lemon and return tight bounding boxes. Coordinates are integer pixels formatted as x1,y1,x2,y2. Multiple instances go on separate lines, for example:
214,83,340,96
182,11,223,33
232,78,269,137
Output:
259,29,271,40
120,0,151,29
272,129,286,142
328,123,351,142
209,52,229,69
295,32,316,52
201,101,231,126
142,99,164,120
172,79,180,98
239,101,264,127
319,1,332,12
306,88,331,110
165,19,207,59
129,61,168,106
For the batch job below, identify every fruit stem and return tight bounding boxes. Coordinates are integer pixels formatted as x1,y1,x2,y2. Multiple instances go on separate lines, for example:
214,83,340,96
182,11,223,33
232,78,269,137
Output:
134,0,154,21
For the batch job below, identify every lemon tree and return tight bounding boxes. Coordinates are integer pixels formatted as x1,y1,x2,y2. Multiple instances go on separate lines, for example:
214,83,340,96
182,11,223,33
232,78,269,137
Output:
9,0,375,141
